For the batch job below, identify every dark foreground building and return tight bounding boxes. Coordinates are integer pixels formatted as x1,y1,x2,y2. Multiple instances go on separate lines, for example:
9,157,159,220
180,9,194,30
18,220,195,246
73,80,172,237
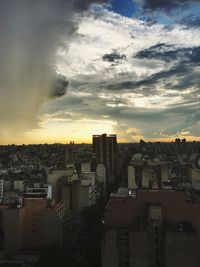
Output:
102,190,200,267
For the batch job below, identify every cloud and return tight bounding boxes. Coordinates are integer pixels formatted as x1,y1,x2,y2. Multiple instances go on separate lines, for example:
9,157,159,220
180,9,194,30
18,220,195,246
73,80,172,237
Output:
136,43,200,64
138,0,200,31
142,0,200,11
50,76,69,98
0,0,108,142
136,43,182,61
75,0,108,10
179,14,200,28
104,63,191,93
102,50,126,62
2,6,198,143
47,8,200,141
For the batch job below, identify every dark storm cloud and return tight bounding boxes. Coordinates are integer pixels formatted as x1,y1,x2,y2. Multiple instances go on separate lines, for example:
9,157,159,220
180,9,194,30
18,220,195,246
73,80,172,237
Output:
0,0,108,140
102,43,198,94
75,0,107,10
107,100,200,137
183,16,200,27
51,76,69,98
136,43,178,61
105,63,188,92
170,69,200,90
142,0,200,11
53,90,185,122
136,43,200,64
43,80,200,139
102,51,126,62
177,13,200,28
159,104,200,136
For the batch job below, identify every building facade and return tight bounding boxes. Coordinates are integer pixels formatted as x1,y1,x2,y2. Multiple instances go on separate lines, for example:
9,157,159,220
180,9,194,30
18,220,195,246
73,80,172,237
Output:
93,134,117,188
102,190,200,267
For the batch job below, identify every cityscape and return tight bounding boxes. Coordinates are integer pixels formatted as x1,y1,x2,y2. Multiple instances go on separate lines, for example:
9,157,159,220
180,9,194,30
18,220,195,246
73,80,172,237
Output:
0,135,200,266
1,0,200,266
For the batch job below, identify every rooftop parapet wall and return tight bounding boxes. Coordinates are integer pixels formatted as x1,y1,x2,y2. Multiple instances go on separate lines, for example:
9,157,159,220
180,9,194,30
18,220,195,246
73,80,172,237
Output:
104,191,200,232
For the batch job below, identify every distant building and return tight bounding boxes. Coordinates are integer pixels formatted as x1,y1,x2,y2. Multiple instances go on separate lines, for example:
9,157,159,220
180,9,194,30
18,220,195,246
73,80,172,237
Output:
65,145,77,168
13,180,24,192
47,168,75,201
24,184,52,199
81,163,91,173
57,171,96,217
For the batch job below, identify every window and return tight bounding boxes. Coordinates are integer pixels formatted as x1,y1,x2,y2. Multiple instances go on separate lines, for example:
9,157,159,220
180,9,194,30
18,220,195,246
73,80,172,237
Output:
155,247,160,257
154,237,159,246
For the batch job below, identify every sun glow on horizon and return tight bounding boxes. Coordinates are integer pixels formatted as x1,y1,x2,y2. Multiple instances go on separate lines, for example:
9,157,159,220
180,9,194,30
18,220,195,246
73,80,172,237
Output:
23,119,116,145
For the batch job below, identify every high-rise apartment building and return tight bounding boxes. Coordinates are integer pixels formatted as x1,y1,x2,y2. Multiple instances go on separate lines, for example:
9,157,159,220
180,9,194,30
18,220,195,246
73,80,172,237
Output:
93,134,117,186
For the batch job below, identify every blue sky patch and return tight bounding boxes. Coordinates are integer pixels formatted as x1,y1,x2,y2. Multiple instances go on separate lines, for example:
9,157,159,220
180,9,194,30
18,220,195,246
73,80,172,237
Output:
109,0,139,17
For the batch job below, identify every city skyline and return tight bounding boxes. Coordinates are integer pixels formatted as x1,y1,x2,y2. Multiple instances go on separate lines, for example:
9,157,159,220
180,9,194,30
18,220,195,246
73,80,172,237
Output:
0,0,200,145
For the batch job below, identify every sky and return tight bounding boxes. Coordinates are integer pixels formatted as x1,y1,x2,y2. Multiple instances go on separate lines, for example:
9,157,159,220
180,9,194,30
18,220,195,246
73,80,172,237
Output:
1,0,200,144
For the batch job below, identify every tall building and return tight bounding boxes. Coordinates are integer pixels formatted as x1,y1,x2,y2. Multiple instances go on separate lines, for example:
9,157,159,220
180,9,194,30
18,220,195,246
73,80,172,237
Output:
93,134,117,186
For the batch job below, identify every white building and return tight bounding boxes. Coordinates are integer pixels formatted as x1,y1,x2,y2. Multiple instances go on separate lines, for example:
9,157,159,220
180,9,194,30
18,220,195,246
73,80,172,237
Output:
14,180,24,192
128,166,138,189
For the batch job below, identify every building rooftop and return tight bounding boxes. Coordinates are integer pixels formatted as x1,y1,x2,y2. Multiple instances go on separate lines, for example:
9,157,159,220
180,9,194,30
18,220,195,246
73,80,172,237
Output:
104,190,200,232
